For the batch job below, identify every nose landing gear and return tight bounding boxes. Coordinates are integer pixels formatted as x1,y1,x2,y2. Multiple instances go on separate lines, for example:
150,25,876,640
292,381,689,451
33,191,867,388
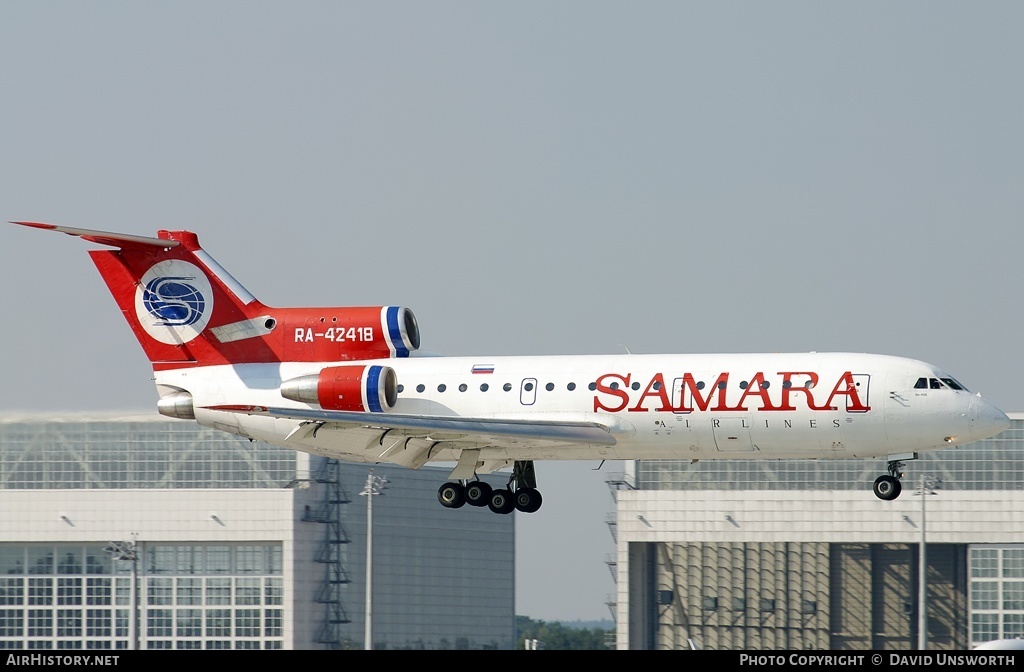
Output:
873,459,906,500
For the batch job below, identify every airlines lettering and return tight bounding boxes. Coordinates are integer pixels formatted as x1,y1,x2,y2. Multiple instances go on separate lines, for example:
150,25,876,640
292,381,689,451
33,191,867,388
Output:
294,327,374,343
593,371,870,413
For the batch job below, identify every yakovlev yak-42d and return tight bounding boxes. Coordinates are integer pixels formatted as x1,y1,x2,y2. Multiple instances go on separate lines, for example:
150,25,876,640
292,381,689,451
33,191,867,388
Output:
11,222,1011,514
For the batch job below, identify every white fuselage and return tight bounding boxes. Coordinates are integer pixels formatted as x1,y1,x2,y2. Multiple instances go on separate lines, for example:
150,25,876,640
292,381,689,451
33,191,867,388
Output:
160,351,1008,470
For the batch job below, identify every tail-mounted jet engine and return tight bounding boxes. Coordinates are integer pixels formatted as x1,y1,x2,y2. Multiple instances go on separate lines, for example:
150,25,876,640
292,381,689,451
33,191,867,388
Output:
279,306,421,361
280,364,398,413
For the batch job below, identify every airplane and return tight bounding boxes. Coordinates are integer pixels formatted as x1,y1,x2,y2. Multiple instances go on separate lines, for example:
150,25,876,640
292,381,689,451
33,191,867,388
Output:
10,221,1012,514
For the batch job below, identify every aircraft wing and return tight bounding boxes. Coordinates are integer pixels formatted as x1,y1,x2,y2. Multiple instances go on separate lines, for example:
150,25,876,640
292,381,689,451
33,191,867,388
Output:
205,404,619,446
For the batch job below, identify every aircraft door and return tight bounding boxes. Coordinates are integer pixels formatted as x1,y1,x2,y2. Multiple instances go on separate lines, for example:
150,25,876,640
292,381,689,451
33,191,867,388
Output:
848,374,870,413
712,417,755,452
520,378,537,406
672,377,693,414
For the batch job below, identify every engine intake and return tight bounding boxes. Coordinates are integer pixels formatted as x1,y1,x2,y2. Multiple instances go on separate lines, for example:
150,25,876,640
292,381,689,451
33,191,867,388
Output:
281,364,398,412
384,306,420,357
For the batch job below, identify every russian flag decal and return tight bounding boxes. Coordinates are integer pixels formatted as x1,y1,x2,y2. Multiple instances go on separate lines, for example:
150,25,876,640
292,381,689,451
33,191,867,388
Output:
472,365,494,374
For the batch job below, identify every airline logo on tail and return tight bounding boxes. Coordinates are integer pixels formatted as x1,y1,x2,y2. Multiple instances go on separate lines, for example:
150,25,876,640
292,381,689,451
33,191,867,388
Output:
138,260,214,343
11,221,422,366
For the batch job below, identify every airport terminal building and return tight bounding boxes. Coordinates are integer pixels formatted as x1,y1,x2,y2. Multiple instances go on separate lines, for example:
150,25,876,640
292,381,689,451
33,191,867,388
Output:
612,413,1024,650
0,413,514,650
5,410,1024,651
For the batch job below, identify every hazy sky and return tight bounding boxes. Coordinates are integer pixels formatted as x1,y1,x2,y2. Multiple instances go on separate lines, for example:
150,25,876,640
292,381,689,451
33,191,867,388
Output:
2,2,1022,623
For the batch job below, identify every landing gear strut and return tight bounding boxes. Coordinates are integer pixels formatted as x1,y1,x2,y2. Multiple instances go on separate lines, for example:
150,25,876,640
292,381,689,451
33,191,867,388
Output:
872,459,905,501
436,460,543,514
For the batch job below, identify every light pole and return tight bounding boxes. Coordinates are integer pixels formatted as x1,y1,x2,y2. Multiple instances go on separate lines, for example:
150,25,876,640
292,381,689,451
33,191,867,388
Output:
105,534,139,650
360,469,387,650
914,475,939,650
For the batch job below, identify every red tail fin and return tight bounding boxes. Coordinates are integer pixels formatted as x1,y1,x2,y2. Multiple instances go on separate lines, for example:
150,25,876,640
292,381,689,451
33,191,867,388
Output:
12,222,420,369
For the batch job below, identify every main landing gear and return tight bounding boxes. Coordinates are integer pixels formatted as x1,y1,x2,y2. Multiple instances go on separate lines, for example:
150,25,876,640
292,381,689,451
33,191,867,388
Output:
872,459,906,501
437,460,543,514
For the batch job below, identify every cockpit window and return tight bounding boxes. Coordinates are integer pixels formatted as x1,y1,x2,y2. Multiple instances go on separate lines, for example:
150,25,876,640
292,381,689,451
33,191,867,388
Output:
915,376,970,392
942,377,968,391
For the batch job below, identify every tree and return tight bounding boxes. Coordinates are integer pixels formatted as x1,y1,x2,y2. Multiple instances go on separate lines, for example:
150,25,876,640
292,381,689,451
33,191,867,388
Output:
515,615,611,650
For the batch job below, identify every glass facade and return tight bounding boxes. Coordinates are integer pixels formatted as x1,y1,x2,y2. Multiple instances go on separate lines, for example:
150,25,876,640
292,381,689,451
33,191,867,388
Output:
970,545,1024,646
0,416,296,489
0,543,282,650
332,467,514,650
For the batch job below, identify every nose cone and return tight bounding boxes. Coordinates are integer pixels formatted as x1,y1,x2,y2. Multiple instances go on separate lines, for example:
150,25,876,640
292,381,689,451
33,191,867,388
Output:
970,395,1011,441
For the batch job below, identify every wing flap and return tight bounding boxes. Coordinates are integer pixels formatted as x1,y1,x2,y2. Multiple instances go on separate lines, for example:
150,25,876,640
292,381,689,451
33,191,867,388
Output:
205,404,618,446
